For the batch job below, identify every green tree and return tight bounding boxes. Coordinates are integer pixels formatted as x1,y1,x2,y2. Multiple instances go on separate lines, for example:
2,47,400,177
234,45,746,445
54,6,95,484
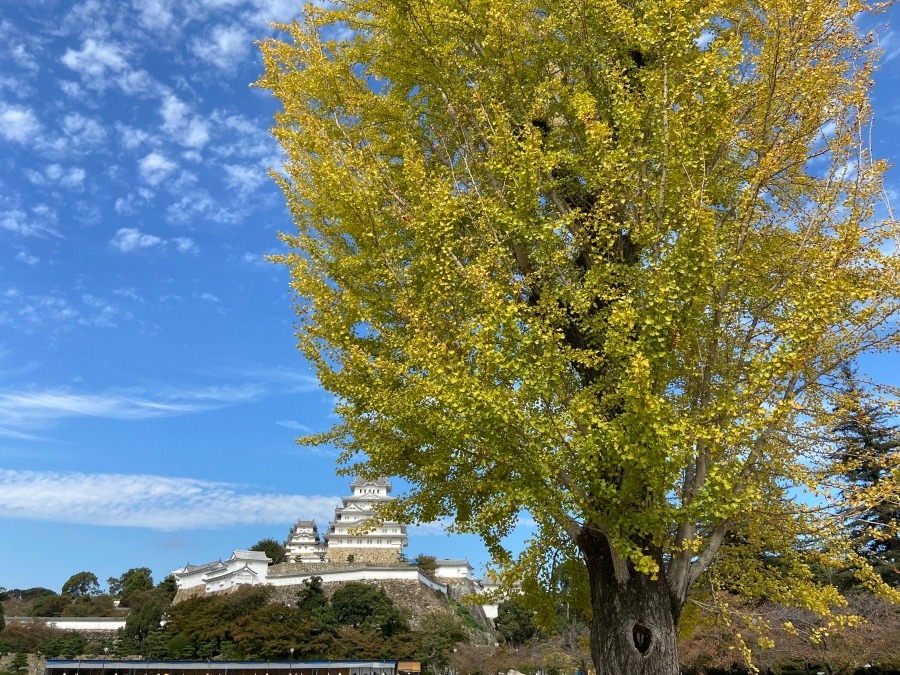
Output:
0,596,5,632
155,575,178,603
164,586,272,654
10,652,28,673
495,599,537,646
30,594,69,618
61,572,99,600
250,538,286,565
259,0,900,673
166,632,194,660
411,611,469,673
124,599,165,644
60,594,117,617
295,576,332,626
108,568,154,605
230,604,332,659
414,555,438,579
831,363,900,587
330,583,406,636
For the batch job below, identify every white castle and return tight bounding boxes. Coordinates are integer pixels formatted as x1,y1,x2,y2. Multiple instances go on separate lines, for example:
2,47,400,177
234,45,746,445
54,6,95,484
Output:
172,478,479,604
284,477,409,564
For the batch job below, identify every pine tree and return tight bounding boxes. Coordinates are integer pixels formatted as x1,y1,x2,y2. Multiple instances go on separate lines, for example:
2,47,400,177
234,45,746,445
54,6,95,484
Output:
832,364,900,587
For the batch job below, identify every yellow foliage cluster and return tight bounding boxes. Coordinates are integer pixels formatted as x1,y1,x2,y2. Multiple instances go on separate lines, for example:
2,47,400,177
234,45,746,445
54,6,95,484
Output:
258,0,898,669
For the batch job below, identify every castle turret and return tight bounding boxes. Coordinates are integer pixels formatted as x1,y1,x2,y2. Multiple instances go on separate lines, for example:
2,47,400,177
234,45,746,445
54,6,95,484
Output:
284,519,328,563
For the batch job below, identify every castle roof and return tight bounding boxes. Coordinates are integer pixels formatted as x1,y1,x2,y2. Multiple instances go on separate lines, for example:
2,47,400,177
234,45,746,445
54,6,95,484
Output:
231,549,271,562
174,561,224,576
436,559,472,568
350,476,392,491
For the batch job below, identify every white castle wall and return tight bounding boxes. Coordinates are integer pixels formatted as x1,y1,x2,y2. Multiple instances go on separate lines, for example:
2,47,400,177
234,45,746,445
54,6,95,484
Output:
267,567,447,593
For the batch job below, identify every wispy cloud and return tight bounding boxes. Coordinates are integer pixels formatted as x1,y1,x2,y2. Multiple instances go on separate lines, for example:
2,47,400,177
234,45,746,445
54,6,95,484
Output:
110,227,163,251
15,251,40,265
192,24,250,71
61,38,128,82
0,469,340,530
276,419,310,432
110,227,198,254
138,151,177,185
220,366,322,394
0,208,60,237
0,385,262,439
0,103,41,143
160,93,210,149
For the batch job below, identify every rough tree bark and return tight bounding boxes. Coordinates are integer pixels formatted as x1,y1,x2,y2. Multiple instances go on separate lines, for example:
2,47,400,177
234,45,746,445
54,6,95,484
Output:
578,528,680,675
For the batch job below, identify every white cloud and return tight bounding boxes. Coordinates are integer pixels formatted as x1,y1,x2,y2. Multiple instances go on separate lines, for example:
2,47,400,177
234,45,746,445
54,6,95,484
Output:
160,93,210,149
192,24,250,71
172,236,198,253
223,163,266,191
61,38,127,81
242,251,270,267
58,80,85,99
0,469,340,530
197,292,220,303
166,189,246,225
15,251,39,265
62,113,107,148
0,208,60,237
111,227,163,252
247,0,303,26
116,123,153,150
117,68,159,96
0,385,263,440
112,287,145,302
0,290,78,334
110,227,199,254
160,93,189,132
10,42,39,74
0,103,41,143
26,164,84,189
183,118,210,148
134,0,175,31
276,419,310,432
138,151,177,185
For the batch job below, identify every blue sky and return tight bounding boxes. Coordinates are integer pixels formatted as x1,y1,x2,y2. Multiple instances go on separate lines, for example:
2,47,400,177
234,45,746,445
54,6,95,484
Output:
0,0,899,595
0,0,508,594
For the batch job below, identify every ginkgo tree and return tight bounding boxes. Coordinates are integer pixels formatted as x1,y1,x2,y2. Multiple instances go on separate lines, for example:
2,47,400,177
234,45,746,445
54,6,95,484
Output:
257,0,900,673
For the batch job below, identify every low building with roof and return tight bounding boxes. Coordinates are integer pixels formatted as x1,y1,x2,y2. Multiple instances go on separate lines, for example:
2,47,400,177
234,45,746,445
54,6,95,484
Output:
173,550,270,594
433,559,474,580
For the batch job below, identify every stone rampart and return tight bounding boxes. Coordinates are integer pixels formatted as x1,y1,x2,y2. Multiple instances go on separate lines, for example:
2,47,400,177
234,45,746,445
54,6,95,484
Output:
326,546,404,566
269,577,448,627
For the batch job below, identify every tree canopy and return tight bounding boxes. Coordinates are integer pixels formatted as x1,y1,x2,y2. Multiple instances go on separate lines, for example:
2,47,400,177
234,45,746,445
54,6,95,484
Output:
61,572,99,599
495,599,538,646
109,568,154,606
831,364,900,587
331,582,407,636
259,0,900,672
250,538,286,565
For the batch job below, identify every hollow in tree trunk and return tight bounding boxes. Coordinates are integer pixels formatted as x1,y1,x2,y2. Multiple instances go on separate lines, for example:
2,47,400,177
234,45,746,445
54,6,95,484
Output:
578,529,681,675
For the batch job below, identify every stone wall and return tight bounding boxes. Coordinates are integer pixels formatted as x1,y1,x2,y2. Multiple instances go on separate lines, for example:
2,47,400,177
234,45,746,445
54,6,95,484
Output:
269,557,411,577
326,546,404,566
173,583,208,604
269,577,449,628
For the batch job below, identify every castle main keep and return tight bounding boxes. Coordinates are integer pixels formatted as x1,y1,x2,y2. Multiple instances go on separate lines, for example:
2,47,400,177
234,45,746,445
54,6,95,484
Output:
284,477,409,565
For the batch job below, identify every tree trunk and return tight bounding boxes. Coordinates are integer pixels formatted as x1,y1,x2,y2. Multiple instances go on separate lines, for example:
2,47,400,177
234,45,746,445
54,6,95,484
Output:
578,529,681,675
